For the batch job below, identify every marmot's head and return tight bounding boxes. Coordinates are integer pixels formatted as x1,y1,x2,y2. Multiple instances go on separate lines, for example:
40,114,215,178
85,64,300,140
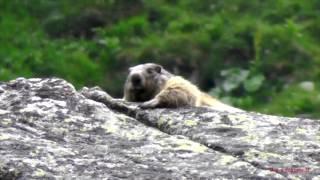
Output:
124,63,171,102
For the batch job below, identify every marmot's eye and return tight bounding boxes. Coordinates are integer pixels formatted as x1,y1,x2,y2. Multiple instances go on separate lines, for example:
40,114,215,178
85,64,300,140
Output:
147,68,153,74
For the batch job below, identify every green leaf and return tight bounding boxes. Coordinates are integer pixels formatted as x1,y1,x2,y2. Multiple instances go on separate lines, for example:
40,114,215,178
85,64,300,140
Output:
221,68,249,92
244,74,265,92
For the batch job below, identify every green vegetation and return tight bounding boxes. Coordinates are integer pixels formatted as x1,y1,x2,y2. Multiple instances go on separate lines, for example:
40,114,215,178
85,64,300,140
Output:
1,0,320,118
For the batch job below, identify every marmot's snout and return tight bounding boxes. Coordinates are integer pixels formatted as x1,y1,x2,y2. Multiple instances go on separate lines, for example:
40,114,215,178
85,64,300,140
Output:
128,72,146,91
130,73,142,86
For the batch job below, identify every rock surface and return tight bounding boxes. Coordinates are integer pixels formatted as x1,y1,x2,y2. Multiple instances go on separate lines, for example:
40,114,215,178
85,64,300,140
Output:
0,78,319,179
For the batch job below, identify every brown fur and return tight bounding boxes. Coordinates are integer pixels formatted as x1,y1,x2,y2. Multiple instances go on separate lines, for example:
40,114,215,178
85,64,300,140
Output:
124,63,172,102
124,63,243,112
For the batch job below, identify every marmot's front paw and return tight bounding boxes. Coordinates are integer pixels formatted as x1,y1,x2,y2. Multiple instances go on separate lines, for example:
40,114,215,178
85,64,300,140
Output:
80,86,112,102
138,99,159,109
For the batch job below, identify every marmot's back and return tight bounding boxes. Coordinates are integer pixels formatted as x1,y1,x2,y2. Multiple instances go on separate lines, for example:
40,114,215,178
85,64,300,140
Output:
153,76,202,108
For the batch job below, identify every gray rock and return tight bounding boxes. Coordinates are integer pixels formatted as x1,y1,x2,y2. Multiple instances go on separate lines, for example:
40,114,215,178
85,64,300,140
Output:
0,78,319,179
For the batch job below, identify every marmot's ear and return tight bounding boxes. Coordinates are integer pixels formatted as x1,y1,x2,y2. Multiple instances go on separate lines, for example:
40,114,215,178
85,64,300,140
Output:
154,64,162,73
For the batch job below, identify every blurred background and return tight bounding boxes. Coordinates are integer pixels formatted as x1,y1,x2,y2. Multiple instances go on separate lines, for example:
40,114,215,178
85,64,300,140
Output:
1,0,320,118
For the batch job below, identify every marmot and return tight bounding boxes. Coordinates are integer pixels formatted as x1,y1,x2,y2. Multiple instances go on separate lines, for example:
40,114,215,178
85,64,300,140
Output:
124,63,243,112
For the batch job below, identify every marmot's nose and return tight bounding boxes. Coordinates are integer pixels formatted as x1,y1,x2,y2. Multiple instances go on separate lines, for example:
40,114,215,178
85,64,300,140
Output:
131,74,141,85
